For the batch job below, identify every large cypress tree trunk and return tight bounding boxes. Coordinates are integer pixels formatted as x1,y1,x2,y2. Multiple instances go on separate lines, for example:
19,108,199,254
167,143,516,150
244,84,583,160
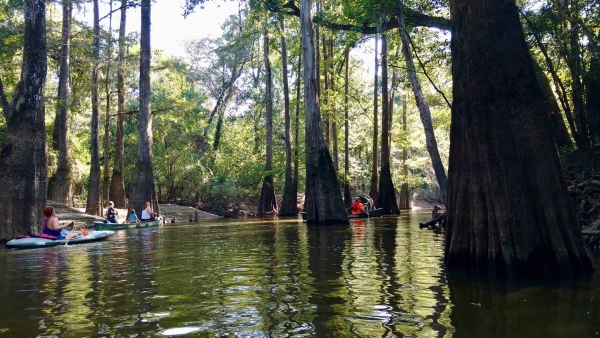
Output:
109,0,127,208
377,33,400,215
129,0,159,218
279,17,298,216
445,0,593,278
300,0,348,225
343,47,352,209
102,0,114,206
257,27,278,215
398,96,410,209
0,0,48,242
369,31,379,203
51,0,73,205
86,0,102,216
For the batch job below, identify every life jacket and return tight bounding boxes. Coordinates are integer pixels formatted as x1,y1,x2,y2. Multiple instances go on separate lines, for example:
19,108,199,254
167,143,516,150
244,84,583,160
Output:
351,201,363,215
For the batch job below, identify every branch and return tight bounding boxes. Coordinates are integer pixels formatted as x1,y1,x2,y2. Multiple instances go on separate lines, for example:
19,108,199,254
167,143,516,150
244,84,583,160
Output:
407,33,452,109
0,77,10,120
99,2,139,23
548,0,598,43
110,107,172,117
272,0,450,32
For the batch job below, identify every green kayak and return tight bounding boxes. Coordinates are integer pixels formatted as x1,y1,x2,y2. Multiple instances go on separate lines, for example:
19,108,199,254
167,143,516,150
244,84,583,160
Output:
94,218,163,231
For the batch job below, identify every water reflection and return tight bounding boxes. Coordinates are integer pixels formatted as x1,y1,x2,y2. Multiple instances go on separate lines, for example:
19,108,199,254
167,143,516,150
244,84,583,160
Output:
0,212,599,337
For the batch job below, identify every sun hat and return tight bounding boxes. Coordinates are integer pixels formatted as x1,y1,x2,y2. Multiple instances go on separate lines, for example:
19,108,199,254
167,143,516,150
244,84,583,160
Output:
108,201,114,206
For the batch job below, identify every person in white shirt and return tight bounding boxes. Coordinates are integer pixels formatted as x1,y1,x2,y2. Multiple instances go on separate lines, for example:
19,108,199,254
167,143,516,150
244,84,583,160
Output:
141,201,156,221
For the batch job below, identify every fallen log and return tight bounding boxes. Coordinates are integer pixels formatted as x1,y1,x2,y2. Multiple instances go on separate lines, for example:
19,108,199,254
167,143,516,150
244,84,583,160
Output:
582,230,600,236
420,212,446,229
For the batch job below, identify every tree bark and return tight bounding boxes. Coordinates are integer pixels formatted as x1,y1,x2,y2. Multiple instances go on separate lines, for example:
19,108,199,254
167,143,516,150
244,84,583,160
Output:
523,12,583,149
0,0,48,242
330,37,338,173
109,0,127,208
279,17,298,216
567,24,590,150
322,34,329,145
369,31,379,203
445,0,593,278
531,58,572,150
300,0,348,225
586,55,600,147
343,47,352,209
293,52,301,207
397,3,447,205
398,96,410,209
51,0,73,206
128,0,159,219
377,33,400,215
102,0,114,205
86,0,102,216
258,26,278,215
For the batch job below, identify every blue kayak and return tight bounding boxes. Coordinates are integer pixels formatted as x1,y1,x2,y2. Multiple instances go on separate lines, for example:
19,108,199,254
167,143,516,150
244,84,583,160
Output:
5,230,115,249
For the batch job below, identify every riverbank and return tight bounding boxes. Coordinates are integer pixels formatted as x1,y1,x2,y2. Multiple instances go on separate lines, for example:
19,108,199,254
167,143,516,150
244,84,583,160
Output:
50,200,220,229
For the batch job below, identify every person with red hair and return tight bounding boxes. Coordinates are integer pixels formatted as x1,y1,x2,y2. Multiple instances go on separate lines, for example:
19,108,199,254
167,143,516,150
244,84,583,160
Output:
42,206,76,239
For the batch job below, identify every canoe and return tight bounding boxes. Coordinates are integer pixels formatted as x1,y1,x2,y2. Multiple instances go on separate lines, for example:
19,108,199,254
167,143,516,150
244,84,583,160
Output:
94,217,163,231
301,208,383,220
5,230,115,250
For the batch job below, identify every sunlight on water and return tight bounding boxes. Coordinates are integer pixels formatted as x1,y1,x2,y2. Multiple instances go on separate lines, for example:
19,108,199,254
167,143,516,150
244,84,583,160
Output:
160,326,202,335
0,211,599,337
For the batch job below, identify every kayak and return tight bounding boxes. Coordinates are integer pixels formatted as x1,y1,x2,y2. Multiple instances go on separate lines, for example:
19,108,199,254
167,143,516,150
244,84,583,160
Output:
348,208,383,218
5,230,115,250
94,217,163,231
301,208,383,220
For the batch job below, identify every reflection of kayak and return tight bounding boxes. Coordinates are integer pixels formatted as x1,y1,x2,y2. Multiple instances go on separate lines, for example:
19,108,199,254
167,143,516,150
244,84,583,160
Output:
301,208,383,220
94,218,163,231
348,208,383,218
5,230,115,250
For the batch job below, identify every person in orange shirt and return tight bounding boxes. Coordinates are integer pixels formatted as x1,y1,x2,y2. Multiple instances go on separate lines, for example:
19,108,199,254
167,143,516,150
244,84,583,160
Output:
351,197,367,215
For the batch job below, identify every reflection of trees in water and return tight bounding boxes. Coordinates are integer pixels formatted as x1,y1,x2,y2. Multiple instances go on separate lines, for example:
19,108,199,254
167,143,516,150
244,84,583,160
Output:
0,250,65,337
255,223,317,335
365,215,451,337
84,229,161,336
447,275,600,337
2,249,98,337
344,219,392,336
306,225,352,335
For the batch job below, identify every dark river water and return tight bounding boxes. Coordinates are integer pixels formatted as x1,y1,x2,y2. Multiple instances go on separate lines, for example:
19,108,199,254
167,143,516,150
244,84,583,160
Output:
1,211,599,337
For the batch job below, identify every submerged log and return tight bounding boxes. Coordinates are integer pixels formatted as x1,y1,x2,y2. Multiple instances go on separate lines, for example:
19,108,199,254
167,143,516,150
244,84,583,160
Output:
420,212,446,229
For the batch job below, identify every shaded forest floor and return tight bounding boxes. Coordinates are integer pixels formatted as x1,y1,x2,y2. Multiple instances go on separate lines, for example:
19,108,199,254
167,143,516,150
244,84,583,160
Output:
562,147,600,229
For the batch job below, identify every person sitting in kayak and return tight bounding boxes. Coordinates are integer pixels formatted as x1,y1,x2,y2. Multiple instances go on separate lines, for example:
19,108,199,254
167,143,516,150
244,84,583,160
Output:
104,201,119,223
351,197,368,215
128,209,140,224
42,206,77,240
141,202,156,222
